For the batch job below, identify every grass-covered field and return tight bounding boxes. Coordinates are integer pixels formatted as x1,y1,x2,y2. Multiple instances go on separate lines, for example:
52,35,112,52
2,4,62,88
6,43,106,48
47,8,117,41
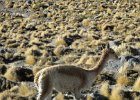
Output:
0,0,140,100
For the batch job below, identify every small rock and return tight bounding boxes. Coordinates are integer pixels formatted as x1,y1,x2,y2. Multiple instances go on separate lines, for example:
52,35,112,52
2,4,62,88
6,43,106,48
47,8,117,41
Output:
26,0,32,5
127,46,140,55
25,22,37,31
109,40,121,47
120,55,140,68
64,34,82,46
126,70,139,78
0,76,18,92
0,64,7,74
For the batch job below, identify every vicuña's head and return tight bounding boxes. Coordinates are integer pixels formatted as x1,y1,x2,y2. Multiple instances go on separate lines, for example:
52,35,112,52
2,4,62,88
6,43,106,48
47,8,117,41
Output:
102,43,118,60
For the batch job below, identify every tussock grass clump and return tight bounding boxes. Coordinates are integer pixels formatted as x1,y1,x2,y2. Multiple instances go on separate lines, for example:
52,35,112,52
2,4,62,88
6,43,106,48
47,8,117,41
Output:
55,93,64,100
135,42,140,48
0,90,23,100
4,67,17,81
82,18,91,27
55,38,67,46
10,86,19,93
125,35,134,42
25,48,32,55
38,52,48,65
116,74,129,86
133,64,140,72
4,66,34,82
109,86,123,100
112,43,131,56
25,45,39,55
118,63,129,74
117,64,129,86
100,81,109,97
77,54,88,64
25,55,36,65
134,96,140,100
30,38,40,44
85,56,99,66
53,45,64,56
61,54,78,64
0,83,36,99
33,66,44,76
18,82,37,97
87,95,93,100
133,77,140,92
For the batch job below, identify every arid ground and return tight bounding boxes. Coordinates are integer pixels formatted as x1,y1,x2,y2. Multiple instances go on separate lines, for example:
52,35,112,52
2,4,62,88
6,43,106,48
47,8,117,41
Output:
0,0,140,100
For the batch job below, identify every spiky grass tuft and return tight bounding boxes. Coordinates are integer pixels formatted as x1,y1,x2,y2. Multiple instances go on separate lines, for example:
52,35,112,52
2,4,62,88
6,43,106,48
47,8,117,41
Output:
4,67,17,81
100,81,110,97
116,74,129,86
18,82,37,97
133,77,140,92
25,55,36,65
109,86,123,100
55,93,64,100
87,95,93,100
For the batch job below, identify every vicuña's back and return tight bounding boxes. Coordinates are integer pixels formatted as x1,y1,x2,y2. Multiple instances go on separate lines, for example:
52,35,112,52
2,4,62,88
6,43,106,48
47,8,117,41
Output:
34,47,118,100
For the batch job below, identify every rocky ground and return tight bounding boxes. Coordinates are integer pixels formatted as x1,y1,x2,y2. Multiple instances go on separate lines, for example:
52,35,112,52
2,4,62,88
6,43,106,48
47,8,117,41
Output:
0,0,140,100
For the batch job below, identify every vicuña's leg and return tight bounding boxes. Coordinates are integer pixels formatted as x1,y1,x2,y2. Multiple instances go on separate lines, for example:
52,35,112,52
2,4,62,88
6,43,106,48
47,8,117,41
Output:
37,73,52,100
74,90,81,100
37,89,52,100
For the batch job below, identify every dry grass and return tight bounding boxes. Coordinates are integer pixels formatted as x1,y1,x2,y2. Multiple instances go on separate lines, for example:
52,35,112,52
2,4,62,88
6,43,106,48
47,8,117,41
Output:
116,74,129,86
0,90,22,100
100,81,109,97
4,67,17,81
82,18,91,27
61,54,78,64
53,45,64,56
125,35,134,42
33,66,43,76
135,42,140,48
25,55,36,65
18,82,37,97
118,63,129,74
77,54,89,65
109,86,123,100
0,83,36,99
133,77,140,92
87,95,93,100
25,48,32,55
25,46,38,55
112,43,131,56
37,50,48,65
90,40,105,47
85,56,99,65
30,38,40,44
133,64,140,72
55,93,64,100
134,96,140,100
10,86,19,93
55,38,67,46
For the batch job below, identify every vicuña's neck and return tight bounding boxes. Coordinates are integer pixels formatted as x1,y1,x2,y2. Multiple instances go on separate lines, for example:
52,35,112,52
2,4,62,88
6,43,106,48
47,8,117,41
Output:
88,49,109,75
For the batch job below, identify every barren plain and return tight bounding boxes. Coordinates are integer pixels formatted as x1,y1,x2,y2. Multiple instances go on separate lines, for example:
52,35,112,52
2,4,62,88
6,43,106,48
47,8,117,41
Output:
0,0,140,100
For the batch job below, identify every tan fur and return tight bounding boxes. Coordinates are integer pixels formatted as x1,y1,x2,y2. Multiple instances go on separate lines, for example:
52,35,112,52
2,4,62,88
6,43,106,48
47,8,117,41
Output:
34,71,41,87
93,49,111,74
57,65,87,89
34,48,118,100
38,72,51,100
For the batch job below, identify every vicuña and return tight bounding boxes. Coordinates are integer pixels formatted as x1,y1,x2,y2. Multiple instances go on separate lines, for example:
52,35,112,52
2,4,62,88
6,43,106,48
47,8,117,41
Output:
34,46,118,100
